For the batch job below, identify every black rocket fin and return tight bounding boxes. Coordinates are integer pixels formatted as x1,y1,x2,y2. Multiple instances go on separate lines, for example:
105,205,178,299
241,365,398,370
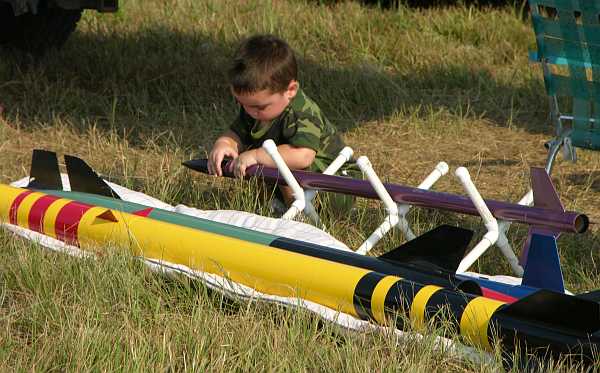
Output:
64,154,121,199
495,289,600,334
27,149,63,190
378,225,473,272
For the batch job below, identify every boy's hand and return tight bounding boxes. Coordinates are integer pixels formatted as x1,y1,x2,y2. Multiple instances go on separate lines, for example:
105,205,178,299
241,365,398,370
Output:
208,141,238,176
233,150,258,178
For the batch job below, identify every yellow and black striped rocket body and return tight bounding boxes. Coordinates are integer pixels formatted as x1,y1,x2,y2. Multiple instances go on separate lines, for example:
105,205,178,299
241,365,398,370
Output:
1,183,599,362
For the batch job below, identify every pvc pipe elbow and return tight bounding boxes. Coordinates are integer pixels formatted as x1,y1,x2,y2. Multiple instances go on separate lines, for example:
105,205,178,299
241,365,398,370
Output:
386,205,399,216
419,161,449,190
291,199,306,212
339,146,354,162
455,166,470,182
282,201,306,220
435,162,449,175
483,218,499,237
356,156,371,169
482,229,499,246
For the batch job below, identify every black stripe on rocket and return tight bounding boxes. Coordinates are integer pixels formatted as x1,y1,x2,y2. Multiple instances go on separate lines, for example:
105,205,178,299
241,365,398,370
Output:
353,272,385,320
424,289,471,335
384,280,422,328
353,272,429,328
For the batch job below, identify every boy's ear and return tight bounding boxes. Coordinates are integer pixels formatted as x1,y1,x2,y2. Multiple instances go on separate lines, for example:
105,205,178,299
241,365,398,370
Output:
286,80,299,99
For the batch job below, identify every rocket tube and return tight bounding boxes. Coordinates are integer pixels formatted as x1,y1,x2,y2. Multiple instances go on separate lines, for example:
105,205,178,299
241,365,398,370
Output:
7,185,480,294
182,160,588,234
2,184,599,361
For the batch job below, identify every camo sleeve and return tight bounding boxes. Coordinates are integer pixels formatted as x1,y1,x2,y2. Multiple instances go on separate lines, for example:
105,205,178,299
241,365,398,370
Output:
229,107,252,146
283,115,322,151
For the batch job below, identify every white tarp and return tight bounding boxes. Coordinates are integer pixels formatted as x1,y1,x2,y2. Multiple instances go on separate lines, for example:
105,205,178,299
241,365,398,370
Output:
3,175,492,365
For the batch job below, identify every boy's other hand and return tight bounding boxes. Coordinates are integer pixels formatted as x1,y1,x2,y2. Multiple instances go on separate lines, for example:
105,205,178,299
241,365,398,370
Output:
233,150,258,178
208,143,238,177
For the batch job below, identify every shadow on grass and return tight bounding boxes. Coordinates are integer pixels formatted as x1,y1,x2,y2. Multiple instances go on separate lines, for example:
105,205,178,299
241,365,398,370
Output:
461,158,520,167
157,274,245,316
567,171,600,193
0,24,549,150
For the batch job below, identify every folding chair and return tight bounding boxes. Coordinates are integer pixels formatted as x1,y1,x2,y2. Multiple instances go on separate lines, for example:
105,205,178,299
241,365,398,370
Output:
528,0,600,173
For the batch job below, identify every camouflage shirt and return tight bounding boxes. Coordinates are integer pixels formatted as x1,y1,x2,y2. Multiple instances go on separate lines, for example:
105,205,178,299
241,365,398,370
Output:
230,88,347,173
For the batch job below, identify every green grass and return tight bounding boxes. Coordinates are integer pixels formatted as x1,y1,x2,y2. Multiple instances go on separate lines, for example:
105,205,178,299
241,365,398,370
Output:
1,0,599,370
0,232,504,372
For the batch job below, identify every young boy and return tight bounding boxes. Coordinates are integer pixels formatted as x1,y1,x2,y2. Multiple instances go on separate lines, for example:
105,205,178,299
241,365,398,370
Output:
208,34,353,206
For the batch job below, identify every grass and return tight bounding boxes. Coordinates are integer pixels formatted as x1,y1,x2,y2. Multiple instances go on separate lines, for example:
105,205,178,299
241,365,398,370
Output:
1,232,506,372
1,0,599,370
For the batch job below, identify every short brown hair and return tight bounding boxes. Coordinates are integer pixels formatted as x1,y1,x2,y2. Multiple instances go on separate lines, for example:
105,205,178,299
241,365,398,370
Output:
228,34,297,94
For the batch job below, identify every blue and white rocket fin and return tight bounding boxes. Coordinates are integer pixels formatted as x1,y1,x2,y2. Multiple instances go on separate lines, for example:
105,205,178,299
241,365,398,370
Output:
521,231,565,293
378,225,473,272
64,154,121,199
27,149,63,190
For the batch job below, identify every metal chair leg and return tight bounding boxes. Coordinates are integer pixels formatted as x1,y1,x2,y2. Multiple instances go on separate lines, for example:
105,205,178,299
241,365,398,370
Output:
545,139,563,174
562,137,576,162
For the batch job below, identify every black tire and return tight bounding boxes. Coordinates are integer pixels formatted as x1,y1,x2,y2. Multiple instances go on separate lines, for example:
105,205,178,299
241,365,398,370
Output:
0,2,82,54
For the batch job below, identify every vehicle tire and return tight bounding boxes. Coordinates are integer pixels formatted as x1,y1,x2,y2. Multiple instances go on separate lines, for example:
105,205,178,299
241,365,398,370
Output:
0,2,82,54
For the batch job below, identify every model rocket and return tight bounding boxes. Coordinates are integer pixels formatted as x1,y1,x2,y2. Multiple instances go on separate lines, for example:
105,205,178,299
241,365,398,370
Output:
2,150,599,363
182,159,588,235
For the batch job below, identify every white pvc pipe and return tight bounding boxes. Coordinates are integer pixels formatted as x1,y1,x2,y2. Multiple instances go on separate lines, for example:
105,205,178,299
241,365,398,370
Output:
282,202,305,220
300,202,321,226
418,162,450,190
262,140,306,219
517,189,534,206
395,216,416,241
495,189,532,276
355,156,400,255
302,146,354,225
325,147,354,174
455,167,499,273
304,146,354,203
397,162,449,218
356,156,398,216
356,215,400,255
494,231,524,276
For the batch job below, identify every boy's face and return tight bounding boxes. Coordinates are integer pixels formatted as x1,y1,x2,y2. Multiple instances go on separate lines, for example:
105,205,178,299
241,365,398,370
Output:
232,80,299,122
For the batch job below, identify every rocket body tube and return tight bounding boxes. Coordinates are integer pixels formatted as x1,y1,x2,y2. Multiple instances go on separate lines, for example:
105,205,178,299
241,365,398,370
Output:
2,183,598,362
182,159,588,234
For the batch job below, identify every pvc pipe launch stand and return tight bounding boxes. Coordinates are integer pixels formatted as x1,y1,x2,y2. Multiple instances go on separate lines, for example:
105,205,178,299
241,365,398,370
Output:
261,140,528,277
